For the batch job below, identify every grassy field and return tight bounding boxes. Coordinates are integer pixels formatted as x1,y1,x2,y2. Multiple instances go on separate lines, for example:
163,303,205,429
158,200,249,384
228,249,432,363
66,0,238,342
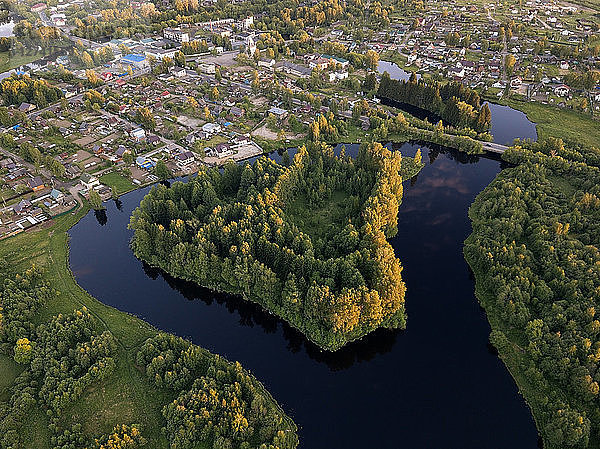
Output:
502,99,600,149
0,199,295,447
0,51,45,73
99,171,136,195
285,190,351,240
0,354,23,402
0,208,173,446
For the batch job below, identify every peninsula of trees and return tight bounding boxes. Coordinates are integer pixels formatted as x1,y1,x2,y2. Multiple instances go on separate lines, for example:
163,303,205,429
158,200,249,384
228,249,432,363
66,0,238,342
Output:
0,265,298,449
377,72,492,133
465,138,600,448
0,191,298,449
130,142,419,350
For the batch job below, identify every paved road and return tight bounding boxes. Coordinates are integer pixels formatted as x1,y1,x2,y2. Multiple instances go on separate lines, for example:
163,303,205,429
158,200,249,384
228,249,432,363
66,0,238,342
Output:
482,141,508,154
38,11,102,50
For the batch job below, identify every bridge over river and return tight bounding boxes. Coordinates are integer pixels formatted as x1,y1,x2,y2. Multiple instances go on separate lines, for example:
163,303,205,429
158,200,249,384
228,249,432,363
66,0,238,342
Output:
482,141,509,154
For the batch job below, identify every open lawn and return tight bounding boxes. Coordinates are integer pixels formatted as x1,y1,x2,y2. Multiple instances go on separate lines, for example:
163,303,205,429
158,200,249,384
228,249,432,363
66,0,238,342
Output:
99,171,136,195
504,99,600,149
0,354,23,402
0,51,45,73
284,190,351,241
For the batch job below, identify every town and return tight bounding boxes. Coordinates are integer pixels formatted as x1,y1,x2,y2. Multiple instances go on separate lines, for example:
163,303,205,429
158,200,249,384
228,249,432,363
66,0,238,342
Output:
0,0,598,238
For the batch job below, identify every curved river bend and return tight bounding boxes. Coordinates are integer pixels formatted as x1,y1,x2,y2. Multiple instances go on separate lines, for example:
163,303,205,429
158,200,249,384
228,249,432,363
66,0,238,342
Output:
70,143,539,448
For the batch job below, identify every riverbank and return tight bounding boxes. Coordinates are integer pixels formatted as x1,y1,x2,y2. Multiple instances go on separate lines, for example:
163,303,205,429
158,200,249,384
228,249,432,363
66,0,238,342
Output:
464,144,600,448
0,204,298,447
490,97,600,149
69,142,539,448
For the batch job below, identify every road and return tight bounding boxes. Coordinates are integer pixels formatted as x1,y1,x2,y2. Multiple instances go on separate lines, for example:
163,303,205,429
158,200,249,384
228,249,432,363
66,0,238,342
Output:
536,16,552,30
487,8,508,81
0,147,54,181
38,11,102,50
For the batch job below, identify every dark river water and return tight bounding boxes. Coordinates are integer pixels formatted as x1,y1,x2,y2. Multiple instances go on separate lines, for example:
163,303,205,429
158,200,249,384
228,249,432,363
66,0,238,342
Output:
69,143,539,448
377,61,538,145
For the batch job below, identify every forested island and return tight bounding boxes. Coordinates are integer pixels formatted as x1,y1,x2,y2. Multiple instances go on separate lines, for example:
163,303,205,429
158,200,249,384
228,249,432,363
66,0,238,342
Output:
377,72,492,133
130,142,424,351
465,138,600,448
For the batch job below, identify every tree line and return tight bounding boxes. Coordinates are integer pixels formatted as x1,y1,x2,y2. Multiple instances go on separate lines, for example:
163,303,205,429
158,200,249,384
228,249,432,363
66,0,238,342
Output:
137,333,298,449
0,74,63,108
377,72,492,133
465,138,600,448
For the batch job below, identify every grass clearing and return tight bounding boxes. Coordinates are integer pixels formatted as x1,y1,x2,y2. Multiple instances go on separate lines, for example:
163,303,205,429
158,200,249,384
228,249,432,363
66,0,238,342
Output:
0,51,45,73
0,208,168,445
503,99,600,148
0,354,23,402
285,190,351,241
99,171,136,195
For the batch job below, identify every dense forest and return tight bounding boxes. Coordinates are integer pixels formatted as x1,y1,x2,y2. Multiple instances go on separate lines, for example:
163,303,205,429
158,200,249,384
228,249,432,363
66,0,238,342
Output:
137,333,297,449
0,267,298,448
0,74,63,108
130,142,417,350
465,138,600,448
377,72,492,133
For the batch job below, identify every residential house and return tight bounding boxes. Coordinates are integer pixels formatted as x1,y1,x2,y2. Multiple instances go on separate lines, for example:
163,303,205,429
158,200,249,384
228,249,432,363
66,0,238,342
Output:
267,106,288,119
80,173,100,190
131,128,146,141
13,199,32,214
147,135,160,145
554,84,570,97
18,103,36,113
328,71,348,82
169,66,186,77
229,106,244,118
214,143,234,158
175,150,195,167
27,176,45,192
202,122,222,135
135,156,156,170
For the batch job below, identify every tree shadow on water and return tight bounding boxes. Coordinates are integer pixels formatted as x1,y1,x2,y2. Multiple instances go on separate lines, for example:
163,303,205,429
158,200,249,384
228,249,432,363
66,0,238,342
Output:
140,261,399,370
94,209,107,226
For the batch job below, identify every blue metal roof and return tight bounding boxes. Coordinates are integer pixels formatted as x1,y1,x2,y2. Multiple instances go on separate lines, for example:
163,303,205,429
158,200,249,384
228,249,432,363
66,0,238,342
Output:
122,54,146,63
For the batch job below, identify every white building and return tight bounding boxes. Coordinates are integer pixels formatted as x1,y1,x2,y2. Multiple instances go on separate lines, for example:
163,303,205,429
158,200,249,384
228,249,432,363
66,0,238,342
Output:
80,173,100,190
202,123,222,134
131,128,146,141
240,16,254,29
164,28,190,43
145,47,178,61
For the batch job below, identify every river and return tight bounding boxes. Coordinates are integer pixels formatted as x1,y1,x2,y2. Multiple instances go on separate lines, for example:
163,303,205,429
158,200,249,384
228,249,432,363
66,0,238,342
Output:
69,142,539,448
377,61,538,145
